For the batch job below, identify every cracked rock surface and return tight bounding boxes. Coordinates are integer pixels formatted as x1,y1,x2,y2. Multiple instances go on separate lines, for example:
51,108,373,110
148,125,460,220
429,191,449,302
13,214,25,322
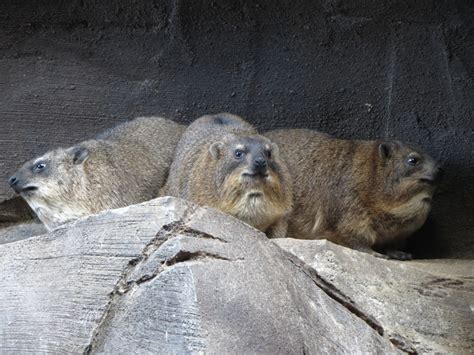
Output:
0,197,400,353
275,239,474,354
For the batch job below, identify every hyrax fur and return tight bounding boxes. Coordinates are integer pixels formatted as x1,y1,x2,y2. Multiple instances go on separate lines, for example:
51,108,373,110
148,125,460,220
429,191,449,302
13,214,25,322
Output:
266,128,441,260
9,116,185,230
162,113,293,238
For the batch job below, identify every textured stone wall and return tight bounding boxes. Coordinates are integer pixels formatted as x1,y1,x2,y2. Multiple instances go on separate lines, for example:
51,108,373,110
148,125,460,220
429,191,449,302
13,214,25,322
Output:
0,0,472,257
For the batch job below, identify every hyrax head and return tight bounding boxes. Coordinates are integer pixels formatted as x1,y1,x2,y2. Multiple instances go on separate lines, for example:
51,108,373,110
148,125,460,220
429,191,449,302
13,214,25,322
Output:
209,133,283,194
208,133,291,231
377,140,442,204
8,145,90,229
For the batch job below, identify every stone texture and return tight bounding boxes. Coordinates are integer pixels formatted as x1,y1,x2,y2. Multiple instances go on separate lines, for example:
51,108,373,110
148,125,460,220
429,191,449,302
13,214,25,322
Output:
0,197,400,353
0,221,46,245
0,0,473,258
275,238,474,354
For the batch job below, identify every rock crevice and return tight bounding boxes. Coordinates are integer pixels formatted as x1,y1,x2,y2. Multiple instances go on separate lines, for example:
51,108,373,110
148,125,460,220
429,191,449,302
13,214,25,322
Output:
0,197,471,353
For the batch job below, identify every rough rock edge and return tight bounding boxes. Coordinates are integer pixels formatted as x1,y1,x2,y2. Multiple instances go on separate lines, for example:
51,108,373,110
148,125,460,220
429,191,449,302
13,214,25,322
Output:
80,202,408,354
274,239,474,354
280,251,416,353
83,204,241,354
83,205,191,354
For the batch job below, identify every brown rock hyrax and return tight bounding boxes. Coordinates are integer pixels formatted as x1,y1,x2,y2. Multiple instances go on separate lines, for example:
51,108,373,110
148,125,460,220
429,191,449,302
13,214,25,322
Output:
162,113,293,238
266,129,442,260
8,116,185,230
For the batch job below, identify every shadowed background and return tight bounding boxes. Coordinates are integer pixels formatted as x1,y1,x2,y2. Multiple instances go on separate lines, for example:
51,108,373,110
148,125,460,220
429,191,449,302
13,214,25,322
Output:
0,0,472,257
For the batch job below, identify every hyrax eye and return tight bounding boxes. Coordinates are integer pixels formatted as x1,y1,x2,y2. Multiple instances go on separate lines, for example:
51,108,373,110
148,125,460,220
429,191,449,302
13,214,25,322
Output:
265,150,272,159
234,150,245,159
406,157,418,166
33,162,46,172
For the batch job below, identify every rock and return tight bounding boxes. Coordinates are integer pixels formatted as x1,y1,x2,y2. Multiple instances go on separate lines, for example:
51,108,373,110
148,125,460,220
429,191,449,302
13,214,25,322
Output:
0,221,46,245
274,238,474,354
0,197,398,353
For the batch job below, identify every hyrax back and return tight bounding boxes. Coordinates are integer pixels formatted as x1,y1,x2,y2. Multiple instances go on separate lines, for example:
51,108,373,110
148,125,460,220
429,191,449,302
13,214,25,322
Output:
266,128,441,260
162,113,293,238
9,116,185,230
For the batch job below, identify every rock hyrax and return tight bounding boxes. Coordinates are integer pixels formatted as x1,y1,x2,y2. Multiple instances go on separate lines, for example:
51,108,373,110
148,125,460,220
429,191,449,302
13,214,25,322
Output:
162,113,293,238
266,128,441,260
8,116,185,230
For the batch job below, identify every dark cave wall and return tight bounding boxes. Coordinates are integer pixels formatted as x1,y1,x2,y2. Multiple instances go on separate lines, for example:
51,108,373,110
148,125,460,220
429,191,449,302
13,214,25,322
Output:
0,0,472,257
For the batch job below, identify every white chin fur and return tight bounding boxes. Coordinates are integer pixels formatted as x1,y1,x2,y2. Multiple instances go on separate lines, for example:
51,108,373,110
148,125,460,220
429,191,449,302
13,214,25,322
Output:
230,191,281,231
24,198,88,231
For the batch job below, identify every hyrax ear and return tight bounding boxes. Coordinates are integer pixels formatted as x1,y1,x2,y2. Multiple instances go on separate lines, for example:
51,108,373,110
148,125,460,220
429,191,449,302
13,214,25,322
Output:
270,142,280,157
70,146,90,165
209,142,224,160
378,142,393,160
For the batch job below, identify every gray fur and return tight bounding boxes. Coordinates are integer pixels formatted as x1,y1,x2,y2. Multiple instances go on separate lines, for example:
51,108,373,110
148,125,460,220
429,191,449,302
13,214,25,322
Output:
9,116,185,230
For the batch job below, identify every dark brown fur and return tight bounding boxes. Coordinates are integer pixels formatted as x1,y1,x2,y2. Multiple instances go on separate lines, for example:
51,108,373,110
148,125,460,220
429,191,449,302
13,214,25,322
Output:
266,129,440,259
162,113,293,237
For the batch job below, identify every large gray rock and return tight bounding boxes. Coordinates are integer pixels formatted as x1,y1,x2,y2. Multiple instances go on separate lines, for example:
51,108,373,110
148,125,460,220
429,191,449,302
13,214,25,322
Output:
0,197,399,353
275,239,474,354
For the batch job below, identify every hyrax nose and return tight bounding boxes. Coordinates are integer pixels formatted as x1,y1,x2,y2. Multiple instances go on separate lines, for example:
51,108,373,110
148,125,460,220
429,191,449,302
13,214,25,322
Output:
253,157,267,175
254,157,267,168
8,176,18,186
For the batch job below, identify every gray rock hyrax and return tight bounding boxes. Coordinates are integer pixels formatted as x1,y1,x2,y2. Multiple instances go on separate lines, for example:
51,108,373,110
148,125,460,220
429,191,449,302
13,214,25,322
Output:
9,116,185,230
162,113,293,238
266,128,442,260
